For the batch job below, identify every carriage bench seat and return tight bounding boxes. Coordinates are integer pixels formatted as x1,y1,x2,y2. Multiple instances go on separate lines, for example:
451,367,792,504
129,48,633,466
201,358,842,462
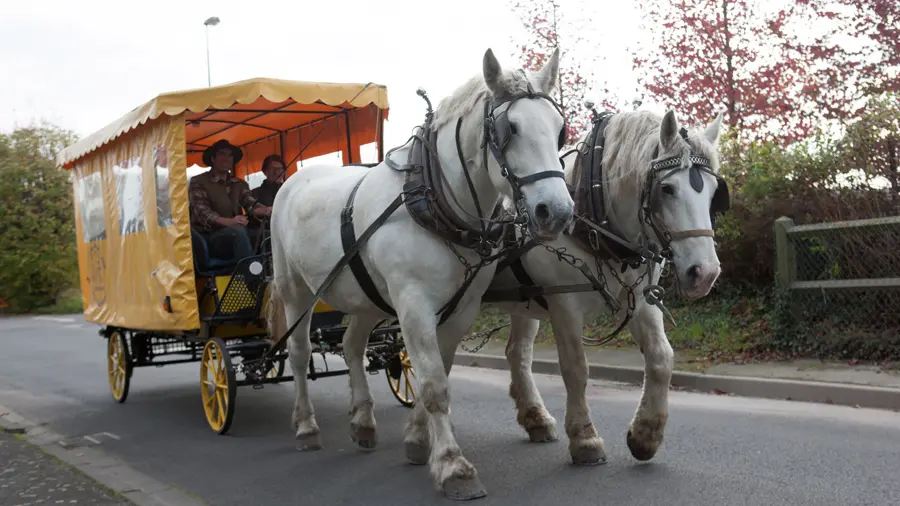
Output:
191,229,240,277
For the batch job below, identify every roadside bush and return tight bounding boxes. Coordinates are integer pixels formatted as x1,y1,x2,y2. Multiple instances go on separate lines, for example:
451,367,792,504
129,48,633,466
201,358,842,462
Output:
0,123,80,313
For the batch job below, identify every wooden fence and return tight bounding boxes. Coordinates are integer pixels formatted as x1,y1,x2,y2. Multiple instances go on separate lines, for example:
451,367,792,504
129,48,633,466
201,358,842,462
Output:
773,215,900,344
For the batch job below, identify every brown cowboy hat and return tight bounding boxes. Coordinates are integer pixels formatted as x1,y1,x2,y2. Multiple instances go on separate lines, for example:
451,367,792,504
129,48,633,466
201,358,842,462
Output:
202,139,244,167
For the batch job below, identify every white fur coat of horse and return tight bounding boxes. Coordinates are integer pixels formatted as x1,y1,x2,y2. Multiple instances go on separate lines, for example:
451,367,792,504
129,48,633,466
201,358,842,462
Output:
267,48,575,500
483,108,725,466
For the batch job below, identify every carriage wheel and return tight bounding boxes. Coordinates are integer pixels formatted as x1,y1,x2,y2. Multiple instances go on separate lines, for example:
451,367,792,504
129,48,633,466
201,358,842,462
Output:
107,330,131,403
200,338,237,435
386,348,417,408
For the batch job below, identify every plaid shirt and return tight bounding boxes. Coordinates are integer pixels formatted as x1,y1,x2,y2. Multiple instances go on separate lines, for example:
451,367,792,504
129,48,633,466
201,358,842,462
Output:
189,171,259,233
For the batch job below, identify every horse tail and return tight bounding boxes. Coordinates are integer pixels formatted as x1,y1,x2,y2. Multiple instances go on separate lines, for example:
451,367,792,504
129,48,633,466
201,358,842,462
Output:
265,278,287,347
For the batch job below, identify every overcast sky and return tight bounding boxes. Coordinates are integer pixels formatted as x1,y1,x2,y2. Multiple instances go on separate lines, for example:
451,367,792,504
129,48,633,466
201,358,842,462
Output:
1,0,651,162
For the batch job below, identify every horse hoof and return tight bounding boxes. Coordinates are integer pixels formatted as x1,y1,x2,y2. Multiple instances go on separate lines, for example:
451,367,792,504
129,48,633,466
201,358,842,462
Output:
527,425,558,443
404,441,429,465
570,438,608,466
626,428,661,461
351,425,378,451
295,433,323,452
442,476,487,501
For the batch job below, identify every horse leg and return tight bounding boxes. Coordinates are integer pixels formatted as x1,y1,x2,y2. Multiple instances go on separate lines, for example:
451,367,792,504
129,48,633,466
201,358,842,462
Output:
404,398,431,465
505,315,558,442
282,285,322,451
400,298,486,500
549,298,606,465
404,301,480,465
625,300,673,461
342,314,381,450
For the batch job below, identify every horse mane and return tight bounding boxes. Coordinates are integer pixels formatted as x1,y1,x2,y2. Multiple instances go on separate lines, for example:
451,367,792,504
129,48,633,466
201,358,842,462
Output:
384,68,534,173
598,110,722,214
430,69,533,132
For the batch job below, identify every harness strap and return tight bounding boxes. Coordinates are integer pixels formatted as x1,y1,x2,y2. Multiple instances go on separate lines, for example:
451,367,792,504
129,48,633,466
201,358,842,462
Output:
510,258,549,310
341,173,397,317
265,188,408,358
669,229,715,240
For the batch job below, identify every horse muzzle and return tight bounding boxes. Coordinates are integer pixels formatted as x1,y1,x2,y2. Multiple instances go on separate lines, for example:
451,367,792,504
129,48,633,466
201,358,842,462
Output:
529,199,574,240
679,262,721,300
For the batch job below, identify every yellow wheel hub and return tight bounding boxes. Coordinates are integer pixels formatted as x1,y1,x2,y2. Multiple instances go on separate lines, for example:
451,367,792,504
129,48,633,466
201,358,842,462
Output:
386,349,417,407
107,331,130,403
200,338,236,434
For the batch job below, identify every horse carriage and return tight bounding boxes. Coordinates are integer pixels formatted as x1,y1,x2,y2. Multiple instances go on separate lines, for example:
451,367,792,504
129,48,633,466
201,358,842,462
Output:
56,44,731,500
55,77,417,435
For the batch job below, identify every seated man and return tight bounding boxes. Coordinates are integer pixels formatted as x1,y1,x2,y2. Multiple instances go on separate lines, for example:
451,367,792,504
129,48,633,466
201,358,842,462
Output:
248,154,286,245
189,139,272,266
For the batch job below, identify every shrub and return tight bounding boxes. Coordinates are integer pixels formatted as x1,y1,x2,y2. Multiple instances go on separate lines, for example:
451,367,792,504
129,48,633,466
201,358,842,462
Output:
0,123,80,313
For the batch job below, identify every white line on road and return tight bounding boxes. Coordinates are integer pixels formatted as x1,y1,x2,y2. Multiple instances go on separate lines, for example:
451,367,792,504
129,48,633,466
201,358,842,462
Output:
32,316,77,323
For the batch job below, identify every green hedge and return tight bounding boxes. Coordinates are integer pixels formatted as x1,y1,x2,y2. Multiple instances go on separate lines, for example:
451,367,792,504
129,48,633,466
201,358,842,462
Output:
0,124,80,313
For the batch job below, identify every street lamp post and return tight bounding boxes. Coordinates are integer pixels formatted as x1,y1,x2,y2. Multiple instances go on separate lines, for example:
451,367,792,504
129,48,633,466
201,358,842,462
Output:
204,16,220,87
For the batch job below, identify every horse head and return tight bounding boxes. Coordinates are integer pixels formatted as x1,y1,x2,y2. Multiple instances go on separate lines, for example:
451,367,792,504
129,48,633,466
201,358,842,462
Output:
603,109,728,300
480,48,574,241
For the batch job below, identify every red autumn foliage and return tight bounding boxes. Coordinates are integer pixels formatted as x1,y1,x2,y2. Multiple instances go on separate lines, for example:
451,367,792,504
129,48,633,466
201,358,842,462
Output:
632,0,860,147
797,0,899,97
509,0,621,146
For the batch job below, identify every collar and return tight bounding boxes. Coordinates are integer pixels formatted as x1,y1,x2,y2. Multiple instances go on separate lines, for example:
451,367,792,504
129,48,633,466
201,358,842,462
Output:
209,170,234,184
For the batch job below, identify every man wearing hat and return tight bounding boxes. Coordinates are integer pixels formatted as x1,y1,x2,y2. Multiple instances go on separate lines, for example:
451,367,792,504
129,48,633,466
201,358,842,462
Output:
189,139,272,264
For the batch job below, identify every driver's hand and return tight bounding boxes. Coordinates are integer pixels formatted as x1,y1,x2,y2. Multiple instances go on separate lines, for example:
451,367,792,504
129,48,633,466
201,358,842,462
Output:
232,215,249,226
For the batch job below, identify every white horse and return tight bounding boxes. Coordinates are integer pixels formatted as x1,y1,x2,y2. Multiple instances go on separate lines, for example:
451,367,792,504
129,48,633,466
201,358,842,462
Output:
482,107,727,465
267,48,574,500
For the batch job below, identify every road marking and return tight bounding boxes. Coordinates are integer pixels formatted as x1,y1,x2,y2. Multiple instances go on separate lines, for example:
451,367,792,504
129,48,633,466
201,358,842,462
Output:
33,316,77,323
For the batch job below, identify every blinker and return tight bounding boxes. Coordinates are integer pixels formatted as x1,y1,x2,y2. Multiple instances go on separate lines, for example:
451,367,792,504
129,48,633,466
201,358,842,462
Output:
689,165,703,193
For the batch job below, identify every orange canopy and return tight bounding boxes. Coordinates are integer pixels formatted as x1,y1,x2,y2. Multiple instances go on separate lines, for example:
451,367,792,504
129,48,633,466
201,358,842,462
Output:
57,77,390,178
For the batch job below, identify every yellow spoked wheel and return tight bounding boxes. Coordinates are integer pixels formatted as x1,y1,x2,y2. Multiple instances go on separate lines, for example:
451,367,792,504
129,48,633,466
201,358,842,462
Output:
386,348,417,408
200,338,237,435
107,330,131,403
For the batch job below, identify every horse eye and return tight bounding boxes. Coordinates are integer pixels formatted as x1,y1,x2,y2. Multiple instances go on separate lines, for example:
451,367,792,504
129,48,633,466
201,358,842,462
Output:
509,122,518,135
661,185,675,196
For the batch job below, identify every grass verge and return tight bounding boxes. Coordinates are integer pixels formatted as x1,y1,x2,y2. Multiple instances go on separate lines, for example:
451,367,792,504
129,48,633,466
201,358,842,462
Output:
469,287,779,368
32,294,84,315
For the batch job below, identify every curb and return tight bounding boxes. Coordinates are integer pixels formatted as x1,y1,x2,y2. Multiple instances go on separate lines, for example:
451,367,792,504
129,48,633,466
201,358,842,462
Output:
453,352,900,412
0,404,207,506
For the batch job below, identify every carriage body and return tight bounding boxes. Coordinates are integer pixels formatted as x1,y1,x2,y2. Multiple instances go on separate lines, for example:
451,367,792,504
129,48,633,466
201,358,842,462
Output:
56,77,416,434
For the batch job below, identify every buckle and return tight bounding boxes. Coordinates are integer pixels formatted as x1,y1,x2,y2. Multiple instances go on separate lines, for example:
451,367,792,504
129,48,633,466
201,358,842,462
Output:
340,206,353,224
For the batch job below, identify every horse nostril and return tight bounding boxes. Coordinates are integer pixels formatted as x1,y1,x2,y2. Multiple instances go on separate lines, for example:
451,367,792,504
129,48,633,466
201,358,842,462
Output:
687,265,702,280
535,203,550,222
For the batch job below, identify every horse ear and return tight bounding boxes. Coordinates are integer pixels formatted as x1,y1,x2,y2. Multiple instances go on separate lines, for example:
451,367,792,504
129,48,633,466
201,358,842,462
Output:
483,48,504,96
704,111,724,144
536,47,560,94
660,109,680,149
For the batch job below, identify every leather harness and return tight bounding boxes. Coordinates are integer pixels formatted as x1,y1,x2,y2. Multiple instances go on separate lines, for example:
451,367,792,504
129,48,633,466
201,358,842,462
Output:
262,82,570,358
484,107,731,344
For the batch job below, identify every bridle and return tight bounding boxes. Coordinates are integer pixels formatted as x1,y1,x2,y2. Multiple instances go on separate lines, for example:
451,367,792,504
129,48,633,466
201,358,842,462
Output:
639,127,731,263
386,77,569,257
481,76,568,223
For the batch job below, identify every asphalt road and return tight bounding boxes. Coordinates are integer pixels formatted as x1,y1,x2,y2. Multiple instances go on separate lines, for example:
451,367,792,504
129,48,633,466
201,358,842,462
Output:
2,314,900,506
